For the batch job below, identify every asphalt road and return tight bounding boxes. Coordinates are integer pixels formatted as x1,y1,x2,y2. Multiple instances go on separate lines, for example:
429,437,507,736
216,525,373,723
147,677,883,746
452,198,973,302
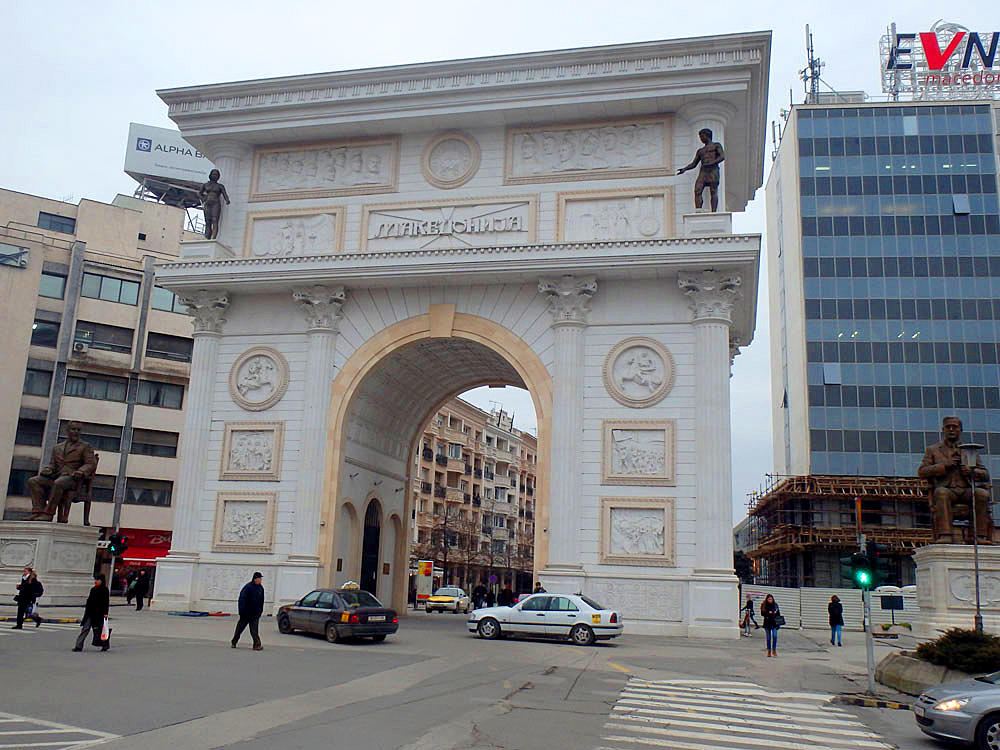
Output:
0,606,945,750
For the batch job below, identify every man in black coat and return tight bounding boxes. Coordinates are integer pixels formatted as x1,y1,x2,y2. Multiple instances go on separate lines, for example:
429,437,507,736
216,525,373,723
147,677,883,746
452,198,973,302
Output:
133,570,150,611
13,568,43,628
74,574,110,652
231,571,265,650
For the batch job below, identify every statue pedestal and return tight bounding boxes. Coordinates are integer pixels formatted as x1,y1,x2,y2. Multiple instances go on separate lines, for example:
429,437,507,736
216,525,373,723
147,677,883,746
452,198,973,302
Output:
0,522,99,605
179,239,235,261
914,544,1000,636
681,211,732,237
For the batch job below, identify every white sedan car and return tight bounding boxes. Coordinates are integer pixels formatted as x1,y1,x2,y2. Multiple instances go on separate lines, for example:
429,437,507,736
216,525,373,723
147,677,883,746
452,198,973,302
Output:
467,593,622,646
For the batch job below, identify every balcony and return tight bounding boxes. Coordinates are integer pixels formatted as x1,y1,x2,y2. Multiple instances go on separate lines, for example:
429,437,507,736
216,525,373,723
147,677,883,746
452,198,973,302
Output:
434,485,446,498
484,471,495,481
420,481,432,494
446,487,465,502
422,447,434,461
435,454,449,466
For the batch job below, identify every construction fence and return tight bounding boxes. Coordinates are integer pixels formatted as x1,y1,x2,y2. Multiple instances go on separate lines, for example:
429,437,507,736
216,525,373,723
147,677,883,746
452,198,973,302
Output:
741,584,918,631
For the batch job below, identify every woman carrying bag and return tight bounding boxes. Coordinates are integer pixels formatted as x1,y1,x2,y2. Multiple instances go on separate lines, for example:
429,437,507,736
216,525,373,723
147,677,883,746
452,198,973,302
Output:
761,593,784,657
13,569,43,629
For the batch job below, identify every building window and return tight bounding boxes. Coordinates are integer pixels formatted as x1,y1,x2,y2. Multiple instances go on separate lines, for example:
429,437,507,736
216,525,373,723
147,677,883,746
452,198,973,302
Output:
448,443,462,459
15,418,45,446
493,515,505,528
38,273,66,299
37,212,76,234
150,286,187,314
65,371,128,402
145,332,193,362
492,540,505,555
136,380,184,409
124,478,173,506
7,468,35,497
129,429,178,458
74,321,134,354
137,232,147,241
23,368,52,396
58,421,122,453
90,475,115,502
31,319,59,347
495,488,507,503
81,272,140,305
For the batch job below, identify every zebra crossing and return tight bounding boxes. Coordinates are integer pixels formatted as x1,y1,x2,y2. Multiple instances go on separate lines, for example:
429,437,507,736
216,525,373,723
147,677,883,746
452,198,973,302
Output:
0,622,80,636
597,678,894,750
0,711,116,749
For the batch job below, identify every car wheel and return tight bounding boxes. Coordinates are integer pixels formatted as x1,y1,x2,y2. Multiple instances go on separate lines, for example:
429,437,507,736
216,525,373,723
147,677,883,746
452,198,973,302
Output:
371,634,387,643
325,622,341,644
570,624,596,646
477,617,501,640
277,615,293,634
976,713,1000,750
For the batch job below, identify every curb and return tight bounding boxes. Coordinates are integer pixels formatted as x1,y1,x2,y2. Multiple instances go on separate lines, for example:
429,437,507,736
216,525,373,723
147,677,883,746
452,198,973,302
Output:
833,695,912,710
0,616,79,623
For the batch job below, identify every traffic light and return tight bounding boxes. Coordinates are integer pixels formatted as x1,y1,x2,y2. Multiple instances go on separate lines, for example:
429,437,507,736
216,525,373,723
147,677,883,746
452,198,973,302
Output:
866,541,892,588
851,551,873,590
108,533,129,556
839,555,856,587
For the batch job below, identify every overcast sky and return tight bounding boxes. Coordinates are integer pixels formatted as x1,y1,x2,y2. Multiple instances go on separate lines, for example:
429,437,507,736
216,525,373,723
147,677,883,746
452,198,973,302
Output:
3,1,987,522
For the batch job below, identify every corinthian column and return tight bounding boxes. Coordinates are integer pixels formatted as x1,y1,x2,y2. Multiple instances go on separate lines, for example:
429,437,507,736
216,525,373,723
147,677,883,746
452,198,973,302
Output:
169,290,229,556
537,275,597,572
289,285,346,561
679,271,742,575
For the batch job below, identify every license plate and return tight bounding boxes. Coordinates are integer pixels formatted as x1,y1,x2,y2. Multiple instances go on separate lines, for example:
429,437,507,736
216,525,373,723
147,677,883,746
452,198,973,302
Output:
369,615,385,622
913,705,925,717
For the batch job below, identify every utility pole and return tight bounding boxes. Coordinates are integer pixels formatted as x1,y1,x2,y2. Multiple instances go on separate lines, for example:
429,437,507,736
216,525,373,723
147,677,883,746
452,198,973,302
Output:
859,530,876,695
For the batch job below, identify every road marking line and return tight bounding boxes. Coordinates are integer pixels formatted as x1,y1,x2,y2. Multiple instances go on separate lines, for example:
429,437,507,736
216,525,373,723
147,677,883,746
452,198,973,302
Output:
619,694,849,719
627,681,837,703
622,685,848,711
613,712,883,743
612,706,880,736
607,661,632,674
604,721,891,750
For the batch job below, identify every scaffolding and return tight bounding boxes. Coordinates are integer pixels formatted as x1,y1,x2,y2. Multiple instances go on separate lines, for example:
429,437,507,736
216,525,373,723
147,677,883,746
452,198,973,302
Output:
745,474,932,588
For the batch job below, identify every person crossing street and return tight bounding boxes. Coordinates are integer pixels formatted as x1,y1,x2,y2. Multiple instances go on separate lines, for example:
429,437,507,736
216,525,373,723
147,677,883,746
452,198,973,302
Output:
231,572,265,651
73,575,110,652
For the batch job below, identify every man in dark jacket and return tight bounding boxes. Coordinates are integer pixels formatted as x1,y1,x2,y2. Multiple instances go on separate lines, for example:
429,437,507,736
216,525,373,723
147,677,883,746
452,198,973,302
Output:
13,568,43,628
133,570,150,611
74,574,110,652
232,571,265,650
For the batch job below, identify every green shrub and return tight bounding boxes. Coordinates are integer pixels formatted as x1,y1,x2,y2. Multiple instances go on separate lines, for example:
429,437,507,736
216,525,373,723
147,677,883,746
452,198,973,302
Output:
916,628,1000,674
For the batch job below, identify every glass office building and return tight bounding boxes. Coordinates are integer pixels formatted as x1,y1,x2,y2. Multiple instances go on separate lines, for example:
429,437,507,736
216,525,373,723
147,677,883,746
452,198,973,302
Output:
767,101,1000,483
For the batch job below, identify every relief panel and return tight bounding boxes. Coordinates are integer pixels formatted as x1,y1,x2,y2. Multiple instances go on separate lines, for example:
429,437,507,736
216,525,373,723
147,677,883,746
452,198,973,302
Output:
504,115,673,185
600,497,675,567
212,492,276,554
603,337,676,408
586,578,683,621
602,420,675,486
228,347,290,412
0,539,37,569
250,137,399,201
243,208,344,258
557,187,675,242
220,421,285,481
200,565,276,602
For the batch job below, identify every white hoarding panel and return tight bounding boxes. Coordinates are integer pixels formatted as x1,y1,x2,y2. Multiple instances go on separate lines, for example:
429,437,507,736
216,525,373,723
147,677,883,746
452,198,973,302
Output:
124,123,215,185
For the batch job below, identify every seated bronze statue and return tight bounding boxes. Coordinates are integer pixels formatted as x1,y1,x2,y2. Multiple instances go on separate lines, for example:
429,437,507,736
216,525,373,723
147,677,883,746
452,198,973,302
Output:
918,416,992,543
27,422,97,524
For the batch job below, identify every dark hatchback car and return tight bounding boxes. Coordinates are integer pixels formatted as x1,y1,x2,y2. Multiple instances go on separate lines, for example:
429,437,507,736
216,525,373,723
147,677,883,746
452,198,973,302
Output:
277,586,398,643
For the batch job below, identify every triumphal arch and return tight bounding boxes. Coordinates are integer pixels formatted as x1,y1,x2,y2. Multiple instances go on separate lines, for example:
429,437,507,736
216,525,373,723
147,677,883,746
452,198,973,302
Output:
152,33,770,637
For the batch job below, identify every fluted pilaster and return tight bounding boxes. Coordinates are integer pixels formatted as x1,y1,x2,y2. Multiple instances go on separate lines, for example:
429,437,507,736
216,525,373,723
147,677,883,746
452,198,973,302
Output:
538,275,596,569
290,286,346,559
679,272,741,574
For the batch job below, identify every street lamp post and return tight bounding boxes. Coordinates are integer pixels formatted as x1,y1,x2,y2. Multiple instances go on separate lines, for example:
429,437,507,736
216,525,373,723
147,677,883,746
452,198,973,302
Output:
959,442,985,635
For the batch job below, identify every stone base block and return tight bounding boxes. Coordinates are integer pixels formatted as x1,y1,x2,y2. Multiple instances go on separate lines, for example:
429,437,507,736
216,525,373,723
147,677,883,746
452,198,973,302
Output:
681,211,733,237
179,240,235,261
914,543,1000,636
154,557,320,614
0,521,99,605
875,651,970,696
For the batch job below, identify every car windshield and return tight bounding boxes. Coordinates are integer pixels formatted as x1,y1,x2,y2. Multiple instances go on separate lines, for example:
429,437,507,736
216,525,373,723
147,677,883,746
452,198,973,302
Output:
580,595,604,610
978,672,1000,684
339,590,382,608
435,588,462,596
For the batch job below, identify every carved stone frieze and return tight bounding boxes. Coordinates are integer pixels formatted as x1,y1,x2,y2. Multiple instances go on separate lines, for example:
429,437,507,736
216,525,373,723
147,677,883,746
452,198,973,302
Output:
602,420,675,486
538,275,598,326
179,290,230,334
293,285,346,331
0,538,36,568
422,131,481,189
200,564,276,601
220,421,284,481
228,347,290,412
602,337,675,408
244,209,344,258
585,578,683,621
600,497,675,567
678,271,742,323
213,492,276,553
557,187,674,242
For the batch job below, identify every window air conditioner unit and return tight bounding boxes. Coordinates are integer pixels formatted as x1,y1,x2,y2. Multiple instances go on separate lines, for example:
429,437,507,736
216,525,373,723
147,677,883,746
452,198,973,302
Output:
72,341,89,355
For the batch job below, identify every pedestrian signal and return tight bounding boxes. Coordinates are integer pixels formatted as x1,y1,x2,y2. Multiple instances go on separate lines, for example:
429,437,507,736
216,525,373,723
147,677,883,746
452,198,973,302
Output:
108,533,129,556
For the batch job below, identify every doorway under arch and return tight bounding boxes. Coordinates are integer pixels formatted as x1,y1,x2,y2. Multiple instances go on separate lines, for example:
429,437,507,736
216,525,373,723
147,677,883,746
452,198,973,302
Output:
360,499,381,595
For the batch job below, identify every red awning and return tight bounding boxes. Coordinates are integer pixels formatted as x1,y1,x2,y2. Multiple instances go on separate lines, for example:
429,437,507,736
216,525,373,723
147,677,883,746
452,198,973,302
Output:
117,528,171,566
122,547,166,565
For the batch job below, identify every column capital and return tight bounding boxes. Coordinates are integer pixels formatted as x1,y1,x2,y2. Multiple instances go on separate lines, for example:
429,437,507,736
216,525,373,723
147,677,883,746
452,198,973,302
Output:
538,275,597,326
679,271,742,323
179,289,229,334
677,99,738,127
201,138,252,164
293,284,346,331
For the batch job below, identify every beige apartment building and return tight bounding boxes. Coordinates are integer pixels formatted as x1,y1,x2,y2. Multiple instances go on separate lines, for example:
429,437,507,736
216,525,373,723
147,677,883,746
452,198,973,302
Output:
0,188,198,580
410,398,537,593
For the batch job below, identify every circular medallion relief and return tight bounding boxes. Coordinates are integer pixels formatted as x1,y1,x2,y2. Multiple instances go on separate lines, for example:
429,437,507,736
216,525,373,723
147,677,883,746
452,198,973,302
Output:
603,337,675,408
421,132,481,189
229,347,290,412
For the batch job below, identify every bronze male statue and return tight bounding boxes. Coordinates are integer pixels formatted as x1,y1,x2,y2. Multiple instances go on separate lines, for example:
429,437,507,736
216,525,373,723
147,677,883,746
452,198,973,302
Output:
677,128,725,212
918,416,992,543
199,168,230,240
27,421,97,523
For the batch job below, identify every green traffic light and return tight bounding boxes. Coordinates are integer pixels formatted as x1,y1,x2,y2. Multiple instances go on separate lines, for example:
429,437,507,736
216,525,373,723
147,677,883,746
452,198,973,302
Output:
856,571,870,585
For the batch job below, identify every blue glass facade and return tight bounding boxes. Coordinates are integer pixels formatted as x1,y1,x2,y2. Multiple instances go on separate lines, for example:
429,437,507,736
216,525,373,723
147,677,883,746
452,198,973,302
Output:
796,104,999,478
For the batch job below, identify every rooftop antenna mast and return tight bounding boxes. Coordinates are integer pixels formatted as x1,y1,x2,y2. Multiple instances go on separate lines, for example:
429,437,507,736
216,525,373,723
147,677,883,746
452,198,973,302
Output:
799,24,824,104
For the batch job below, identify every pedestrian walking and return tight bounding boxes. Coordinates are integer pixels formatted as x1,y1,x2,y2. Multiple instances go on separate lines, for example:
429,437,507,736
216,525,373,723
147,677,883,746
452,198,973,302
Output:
485,589,495,607
133,570,150,611
125,571,137,605
739,594,759,637
231,571,265,651
73,574,110,652
829,594,844,647
533,582,545,594
13,568,43,628
761,593,782,657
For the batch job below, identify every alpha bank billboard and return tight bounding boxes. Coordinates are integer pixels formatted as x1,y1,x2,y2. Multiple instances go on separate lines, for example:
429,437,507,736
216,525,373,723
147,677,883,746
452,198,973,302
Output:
882,22,998,99
124,123,215,187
